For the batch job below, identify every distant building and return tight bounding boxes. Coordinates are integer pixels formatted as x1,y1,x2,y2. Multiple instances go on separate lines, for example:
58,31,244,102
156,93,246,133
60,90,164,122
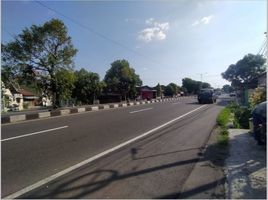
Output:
137,86,157,100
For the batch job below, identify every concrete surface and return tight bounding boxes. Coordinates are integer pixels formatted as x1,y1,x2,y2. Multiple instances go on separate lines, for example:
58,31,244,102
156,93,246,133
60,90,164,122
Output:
225,129,266,199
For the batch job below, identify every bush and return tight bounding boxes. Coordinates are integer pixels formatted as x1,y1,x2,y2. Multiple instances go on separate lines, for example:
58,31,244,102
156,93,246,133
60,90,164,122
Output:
216,108,231,127
234,107,251,129
227,102,240,113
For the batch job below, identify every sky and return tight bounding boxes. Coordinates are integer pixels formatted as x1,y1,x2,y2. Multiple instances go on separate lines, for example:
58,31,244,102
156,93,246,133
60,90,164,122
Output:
2,0,267,88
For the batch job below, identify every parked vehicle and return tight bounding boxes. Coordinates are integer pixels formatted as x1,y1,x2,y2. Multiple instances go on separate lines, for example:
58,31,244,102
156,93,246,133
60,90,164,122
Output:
252,101,266,145
229,93,236,97
197,89,217,104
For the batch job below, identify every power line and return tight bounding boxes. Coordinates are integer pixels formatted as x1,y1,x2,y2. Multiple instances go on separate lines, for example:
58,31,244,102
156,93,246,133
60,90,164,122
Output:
34,0,160,66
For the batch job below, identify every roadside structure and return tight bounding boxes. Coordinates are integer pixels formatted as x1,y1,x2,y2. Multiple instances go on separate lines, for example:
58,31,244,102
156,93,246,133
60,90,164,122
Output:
137,86,157,100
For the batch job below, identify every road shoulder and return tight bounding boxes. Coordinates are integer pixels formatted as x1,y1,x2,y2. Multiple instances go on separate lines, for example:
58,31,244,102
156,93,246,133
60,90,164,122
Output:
180,126,228,199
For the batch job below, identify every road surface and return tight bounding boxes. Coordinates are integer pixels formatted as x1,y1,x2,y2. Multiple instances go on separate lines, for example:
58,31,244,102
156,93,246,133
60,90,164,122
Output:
2,97,226,198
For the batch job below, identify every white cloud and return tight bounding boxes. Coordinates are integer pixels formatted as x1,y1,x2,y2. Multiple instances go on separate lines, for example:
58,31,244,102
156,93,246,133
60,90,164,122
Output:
191,20,200,26
138,18,170,43
201,15,213,24
192,15,213,26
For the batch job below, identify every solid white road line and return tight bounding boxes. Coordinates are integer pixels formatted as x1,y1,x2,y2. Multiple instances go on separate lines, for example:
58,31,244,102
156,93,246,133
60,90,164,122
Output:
4,105,207,199
1,126,69,142
129,107,153,114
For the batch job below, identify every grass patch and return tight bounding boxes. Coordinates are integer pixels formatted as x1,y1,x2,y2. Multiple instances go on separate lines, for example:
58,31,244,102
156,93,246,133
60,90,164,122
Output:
216,107,231,127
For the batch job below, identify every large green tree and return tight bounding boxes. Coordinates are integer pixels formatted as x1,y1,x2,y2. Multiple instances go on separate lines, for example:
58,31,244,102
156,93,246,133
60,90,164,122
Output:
164,83,180,96
72,68,104,104
222,84,234,93
1,18,77,108
222,54,266,89
104,59,142,100
54,69,76,106
182,78,211,94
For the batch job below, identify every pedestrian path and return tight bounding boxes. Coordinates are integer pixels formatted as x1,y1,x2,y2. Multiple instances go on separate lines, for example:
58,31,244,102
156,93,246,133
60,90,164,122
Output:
225,129,266,199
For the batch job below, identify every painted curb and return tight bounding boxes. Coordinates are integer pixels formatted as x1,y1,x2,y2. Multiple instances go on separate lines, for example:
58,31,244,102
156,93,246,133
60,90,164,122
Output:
1,97,188,124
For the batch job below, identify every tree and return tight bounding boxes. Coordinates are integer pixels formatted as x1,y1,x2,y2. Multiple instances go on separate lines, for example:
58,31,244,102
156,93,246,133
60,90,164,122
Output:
104,59,142,100
155,83,162,97
1,18,77,108
222,54,266,89
201,82,211,89
182,78,199,94
72,68,103,104
163,83,179,96
222,84,234,93
54,69,76,106
182,77,211,94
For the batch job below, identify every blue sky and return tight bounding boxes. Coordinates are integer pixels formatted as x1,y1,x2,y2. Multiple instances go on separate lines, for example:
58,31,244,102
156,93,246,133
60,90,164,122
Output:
2,0,267,88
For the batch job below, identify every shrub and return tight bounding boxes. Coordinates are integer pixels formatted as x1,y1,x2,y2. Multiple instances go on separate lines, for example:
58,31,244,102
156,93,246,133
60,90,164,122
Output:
227,102,240,113
234,107,251,129
216,108,231,127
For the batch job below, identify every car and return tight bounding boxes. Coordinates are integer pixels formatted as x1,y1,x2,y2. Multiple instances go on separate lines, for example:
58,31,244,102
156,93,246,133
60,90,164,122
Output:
229,93,236,97
252,101,266,145
197,89,217,104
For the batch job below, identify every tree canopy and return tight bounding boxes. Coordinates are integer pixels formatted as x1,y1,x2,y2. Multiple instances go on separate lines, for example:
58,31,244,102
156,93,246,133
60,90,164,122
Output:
182,78,211,94
163,83,180,96
222,84,234,93
2,18,77,108
221,54,266,89
104,59,142,100
72,68,104,104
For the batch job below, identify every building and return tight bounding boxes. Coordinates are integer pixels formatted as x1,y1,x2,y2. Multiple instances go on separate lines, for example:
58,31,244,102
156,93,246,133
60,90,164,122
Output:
137,86,157,100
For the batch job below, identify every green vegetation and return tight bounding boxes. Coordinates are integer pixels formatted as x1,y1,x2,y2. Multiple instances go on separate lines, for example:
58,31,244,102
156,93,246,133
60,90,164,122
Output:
216,107,231,146
104,59,142,101
216,107,231,127
2,19,77,108
222,54,266,89
182,77,211,95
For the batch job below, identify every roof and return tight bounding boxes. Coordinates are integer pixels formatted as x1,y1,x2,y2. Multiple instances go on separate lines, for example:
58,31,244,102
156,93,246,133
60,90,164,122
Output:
17,89,37,97
137,85,157,91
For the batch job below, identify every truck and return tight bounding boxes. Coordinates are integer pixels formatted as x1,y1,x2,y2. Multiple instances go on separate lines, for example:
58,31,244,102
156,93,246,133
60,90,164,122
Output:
197,89,217,104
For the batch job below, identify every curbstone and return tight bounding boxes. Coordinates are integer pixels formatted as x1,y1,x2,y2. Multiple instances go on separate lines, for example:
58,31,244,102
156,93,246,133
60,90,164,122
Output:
91,106,99,111
60,109,70,115
99,105,110,109
77,108,86,113
70,108,78,114
10,115,26,123
127,102,134,106
85,106,92,111
1,116,10,124
38,112,51,118
134,102,140,105
119,103,127,107
26,113,39,120
109,104,119,108
50,110,61,116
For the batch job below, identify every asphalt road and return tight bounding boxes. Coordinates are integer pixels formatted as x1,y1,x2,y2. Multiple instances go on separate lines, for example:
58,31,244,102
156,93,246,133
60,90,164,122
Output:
2,97,226,198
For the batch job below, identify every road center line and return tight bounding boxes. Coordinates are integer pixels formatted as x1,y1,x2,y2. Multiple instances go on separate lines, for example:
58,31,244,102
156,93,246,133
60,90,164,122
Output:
1,126,69,142
129,107,153,114
4,105,207,199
